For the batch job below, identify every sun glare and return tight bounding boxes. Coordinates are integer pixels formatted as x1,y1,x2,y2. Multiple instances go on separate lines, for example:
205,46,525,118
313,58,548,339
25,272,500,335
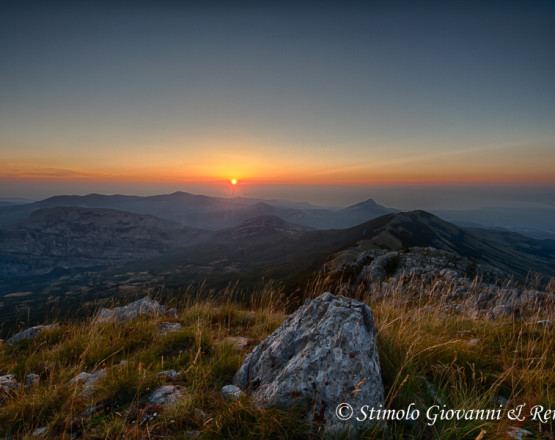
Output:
231,179,238,185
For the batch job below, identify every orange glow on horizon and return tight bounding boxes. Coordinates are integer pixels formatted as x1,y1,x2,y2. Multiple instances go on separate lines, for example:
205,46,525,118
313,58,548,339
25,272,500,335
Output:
2,157,555,187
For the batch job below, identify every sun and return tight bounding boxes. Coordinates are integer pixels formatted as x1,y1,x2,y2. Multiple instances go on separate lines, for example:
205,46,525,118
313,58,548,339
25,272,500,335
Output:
230,179,238,185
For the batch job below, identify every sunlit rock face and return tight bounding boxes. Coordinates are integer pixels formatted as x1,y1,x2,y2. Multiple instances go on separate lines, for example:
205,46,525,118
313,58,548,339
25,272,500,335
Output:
233,292,384,434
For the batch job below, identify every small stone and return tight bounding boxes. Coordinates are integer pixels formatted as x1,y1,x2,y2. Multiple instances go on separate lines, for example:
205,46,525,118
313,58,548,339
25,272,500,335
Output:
25,374,40,389
70,372,91,385
491,395,508,406
0,374,20,396
156,370,180,381
194,408,208,423
221,385,242,401
508,427,533,439
32,427,47,437
537,319,553,328
165,308,178,319
467,338,480,347
71,369,106,397
224,336,248,349
148,385,183,406
158,322,182,335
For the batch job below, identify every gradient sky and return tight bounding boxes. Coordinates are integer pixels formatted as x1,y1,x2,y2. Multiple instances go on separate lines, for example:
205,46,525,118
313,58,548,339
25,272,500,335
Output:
1,1,554,207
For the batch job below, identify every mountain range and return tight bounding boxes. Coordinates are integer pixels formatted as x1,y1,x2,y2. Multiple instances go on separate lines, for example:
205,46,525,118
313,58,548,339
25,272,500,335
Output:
0,192,554,329
0,191,396,230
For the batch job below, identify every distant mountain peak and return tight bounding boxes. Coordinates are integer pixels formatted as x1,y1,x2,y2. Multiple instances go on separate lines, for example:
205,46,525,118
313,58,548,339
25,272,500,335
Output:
343,198,395,213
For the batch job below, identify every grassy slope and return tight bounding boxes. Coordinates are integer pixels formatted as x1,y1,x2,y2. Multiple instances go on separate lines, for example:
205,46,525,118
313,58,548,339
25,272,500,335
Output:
0,283,554,440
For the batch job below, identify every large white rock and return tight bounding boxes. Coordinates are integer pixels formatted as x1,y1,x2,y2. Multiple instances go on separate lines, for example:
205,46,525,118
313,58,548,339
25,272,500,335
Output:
233,292,384,434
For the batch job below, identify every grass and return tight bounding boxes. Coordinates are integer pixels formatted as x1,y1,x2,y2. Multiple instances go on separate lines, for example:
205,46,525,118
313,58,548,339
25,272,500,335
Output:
0,279,553,439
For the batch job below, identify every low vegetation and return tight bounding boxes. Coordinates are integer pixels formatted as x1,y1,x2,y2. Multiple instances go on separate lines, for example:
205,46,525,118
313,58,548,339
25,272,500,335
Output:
0,279,553,439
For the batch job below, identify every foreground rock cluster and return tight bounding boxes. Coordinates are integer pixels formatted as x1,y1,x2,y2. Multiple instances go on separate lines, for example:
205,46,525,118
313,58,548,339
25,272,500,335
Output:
2,294,386,436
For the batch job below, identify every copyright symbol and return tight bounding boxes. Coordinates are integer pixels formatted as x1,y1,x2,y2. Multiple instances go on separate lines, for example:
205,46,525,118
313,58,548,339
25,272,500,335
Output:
335,403,353,421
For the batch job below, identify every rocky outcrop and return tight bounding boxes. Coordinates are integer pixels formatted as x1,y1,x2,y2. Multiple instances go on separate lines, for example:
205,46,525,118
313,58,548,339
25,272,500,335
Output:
354,248,504,285
233,292,384,434
336,247,554,319
7,325,56,344
93,297,177,325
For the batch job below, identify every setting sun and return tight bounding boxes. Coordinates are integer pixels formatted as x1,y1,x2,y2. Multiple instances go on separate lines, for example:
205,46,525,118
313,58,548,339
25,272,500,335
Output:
231,179,238,185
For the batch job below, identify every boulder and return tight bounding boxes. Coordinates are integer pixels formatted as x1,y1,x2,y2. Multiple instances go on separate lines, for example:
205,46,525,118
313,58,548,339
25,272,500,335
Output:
233,292,384,434
93,297,176,325
7,325,56,344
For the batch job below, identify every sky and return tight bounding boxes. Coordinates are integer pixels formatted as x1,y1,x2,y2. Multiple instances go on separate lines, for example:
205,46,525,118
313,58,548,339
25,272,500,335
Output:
1,1,554,208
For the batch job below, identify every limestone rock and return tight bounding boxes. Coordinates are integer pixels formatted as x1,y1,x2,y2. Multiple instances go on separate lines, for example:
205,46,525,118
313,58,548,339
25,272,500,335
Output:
148,385,184,406
7,325,56,344
93,297,175,325
233,292,384,433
